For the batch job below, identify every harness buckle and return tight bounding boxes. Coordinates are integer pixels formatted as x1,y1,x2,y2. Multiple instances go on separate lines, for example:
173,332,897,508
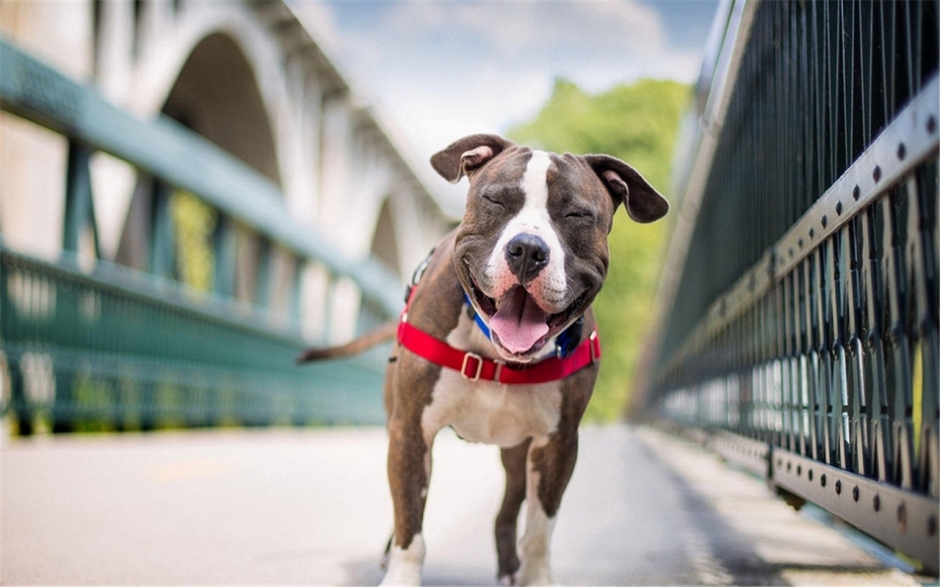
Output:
589,331,600,363
461,352,484,381
493,360,505,382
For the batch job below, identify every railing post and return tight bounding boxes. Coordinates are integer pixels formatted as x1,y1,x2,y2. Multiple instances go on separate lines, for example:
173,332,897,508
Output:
8,360,32,436
213,216,236,298
63,141,99,257
149,181,175,280
54,140,100,433
255,237,272,309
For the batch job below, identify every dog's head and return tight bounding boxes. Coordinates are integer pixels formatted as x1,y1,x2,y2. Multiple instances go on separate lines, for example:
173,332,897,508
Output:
431,133,668,363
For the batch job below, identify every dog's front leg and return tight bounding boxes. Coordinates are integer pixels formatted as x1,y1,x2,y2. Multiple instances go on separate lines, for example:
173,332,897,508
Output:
517,431,579,586
496,439,531,584
382,414,435,586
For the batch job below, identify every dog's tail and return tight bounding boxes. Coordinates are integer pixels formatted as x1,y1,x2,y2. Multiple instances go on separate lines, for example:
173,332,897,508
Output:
296,320,398,364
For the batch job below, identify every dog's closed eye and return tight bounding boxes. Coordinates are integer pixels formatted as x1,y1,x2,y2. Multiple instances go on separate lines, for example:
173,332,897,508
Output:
483,195,507,210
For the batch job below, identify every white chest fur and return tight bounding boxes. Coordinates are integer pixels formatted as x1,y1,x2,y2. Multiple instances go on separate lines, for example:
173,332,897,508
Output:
419,309,563,448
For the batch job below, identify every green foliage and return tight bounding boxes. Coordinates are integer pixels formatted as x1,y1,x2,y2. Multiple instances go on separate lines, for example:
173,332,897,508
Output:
171,190,218,293
508,78,690,422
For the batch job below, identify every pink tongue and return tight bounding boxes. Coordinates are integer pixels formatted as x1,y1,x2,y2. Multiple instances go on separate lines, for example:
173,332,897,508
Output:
489,287,549,354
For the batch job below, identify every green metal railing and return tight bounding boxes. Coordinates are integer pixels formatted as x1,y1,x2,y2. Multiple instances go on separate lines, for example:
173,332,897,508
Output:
647,0,939,574
0,36,401,433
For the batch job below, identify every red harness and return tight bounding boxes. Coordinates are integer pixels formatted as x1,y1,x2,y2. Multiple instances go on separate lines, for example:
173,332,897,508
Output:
396,291,601,385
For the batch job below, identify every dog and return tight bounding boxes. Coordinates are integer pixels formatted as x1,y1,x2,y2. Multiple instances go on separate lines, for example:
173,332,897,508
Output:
299,133,668,585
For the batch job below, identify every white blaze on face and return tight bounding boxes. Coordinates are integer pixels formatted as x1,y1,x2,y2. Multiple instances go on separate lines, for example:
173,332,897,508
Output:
485,150,568,312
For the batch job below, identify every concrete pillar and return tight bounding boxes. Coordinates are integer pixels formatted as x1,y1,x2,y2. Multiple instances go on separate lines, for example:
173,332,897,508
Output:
137,0,172,54
96,0,134,102
300,262,330,342
299,71,324,225
317,93,351,247
282,53,316,224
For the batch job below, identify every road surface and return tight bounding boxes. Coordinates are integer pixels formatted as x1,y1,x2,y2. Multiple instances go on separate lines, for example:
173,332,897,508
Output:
1,424,922,585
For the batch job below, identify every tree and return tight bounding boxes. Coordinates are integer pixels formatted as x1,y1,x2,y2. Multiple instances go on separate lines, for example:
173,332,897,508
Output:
508,77,690,421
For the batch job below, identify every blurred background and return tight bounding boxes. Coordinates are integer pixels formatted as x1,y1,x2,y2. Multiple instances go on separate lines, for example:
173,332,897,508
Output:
0,0,719,432
2,1,937,584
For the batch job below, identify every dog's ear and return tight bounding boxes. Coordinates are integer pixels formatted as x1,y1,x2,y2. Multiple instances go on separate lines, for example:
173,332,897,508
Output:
583,154,669,223
431,134,515,183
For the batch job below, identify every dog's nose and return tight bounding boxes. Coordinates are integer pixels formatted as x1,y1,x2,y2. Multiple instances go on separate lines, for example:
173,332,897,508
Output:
505,233,550,283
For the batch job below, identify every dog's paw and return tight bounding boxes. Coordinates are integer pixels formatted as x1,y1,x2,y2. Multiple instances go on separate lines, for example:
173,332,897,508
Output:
498,572,518,586
516,563,553,586
380,534,425,586
379,567,422,586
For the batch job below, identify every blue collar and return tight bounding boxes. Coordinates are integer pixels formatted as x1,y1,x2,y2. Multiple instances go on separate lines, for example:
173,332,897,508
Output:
463,292,492,339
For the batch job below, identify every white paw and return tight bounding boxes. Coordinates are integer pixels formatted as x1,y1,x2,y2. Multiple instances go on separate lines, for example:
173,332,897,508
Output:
517,562,553,586
379,568,421,586
379,534,425,586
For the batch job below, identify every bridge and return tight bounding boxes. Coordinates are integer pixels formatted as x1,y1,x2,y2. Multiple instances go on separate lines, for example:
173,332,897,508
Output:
1,0,938,584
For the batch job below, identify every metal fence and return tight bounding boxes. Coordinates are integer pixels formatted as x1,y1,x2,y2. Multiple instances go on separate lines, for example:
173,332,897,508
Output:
0,37,401,434
646,0,939,574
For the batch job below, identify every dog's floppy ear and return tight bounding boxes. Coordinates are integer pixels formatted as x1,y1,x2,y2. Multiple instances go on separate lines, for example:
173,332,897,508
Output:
583,154,669,223
431,134,515,183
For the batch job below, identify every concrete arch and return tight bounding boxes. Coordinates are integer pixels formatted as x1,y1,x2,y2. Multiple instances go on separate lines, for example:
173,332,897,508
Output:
131,2,300,191
161,31,280,185
1,0,458,343
133,3,290,118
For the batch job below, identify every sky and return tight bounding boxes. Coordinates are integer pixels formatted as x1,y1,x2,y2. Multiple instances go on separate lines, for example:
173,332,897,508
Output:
292,0,720,201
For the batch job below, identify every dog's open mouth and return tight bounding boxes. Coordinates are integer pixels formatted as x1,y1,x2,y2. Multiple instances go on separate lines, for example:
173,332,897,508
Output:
468,277,586,357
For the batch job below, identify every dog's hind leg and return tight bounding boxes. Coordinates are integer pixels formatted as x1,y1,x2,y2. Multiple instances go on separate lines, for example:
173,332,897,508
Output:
517,431,580,586
496,438,530,585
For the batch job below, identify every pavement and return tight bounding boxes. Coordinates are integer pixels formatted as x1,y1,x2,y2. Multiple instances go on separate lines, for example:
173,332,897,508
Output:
0,423,927,585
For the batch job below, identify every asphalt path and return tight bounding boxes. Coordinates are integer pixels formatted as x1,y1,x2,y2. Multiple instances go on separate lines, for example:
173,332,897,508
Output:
0,424,921,585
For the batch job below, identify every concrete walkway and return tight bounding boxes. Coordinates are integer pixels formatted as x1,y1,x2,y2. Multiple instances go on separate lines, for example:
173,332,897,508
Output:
0,424,922,585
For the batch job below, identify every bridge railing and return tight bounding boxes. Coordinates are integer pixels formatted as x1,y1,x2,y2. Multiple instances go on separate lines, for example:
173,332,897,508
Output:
645,0,938,574
0,36,403,434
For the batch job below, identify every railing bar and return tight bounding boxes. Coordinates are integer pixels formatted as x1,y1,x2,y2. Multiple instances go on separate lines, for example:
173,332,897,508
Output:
0,247,303,348
0,37,403,318
841,0,851,173
885,0,897,121
861,0,872,147
687,77,939,341
824,0,834,191
905,0,919,98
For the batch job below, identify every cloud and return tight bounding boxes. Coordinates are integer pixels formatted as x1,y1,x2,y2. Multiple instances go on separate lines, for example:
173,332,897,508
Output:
383,0,665,58
378,64,554,151
311,0,706,209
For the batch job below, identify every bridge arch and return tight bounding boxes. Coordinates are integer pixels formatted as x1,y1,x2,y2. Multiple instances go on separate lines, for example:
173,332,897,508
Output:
162,31,281,185
1,0,457,343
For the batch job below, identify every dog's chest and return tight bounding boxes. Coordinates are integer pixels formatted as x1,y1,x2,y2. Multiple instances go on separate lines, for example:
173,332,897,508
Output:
424,372,562,447
419,310,563,448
